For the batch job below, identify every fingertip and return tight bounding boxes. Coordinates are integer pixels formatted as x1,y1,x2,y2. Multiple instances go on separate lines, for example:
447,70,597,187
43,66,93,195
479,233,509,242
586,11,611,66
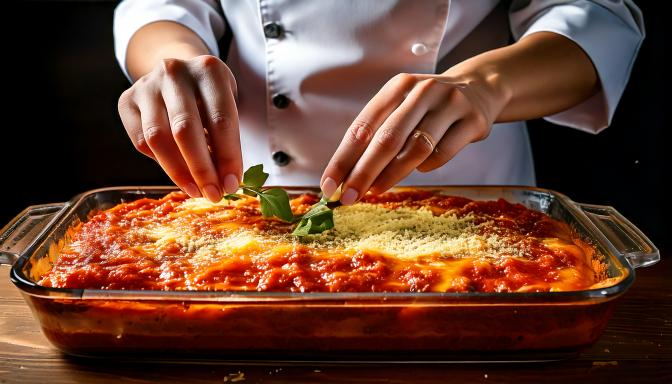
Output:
321,177,338,198
216,163,242,193
223,173,240,194
202,184,222,203
368,184,389,196
340,187,359,206
416,163,435,173
182,182,201,198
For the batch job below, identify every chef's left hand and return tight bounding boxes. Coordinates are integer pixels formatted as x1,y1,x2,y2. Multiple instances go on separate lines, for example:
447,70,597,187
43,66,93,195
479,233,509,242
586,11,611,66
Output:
320,71,510,205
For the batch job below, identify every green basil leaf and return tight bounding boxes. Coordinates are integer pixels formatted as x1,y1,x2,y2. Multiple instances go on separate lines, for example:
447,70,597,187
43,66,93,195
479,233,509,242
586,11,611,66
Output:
241,187,258,197
242,164,268,189
302,201,329,219
222,164,336,234
257,187,294,222
292,204,334,236
306,208,333,230
292,218,313,237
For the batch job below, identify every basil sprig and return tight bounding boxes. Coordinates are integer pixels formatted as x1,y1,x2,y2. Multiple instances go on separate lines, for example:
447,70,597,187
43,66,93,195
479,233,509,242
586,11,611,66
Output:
222,164,334,236
292,197,334,236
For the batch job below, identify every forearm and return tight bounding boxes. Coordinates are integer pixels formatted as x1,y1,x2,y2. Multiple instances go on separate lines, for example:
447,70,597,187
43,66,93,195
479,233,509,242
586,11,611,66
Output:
445,31,599,122
126,21,211,81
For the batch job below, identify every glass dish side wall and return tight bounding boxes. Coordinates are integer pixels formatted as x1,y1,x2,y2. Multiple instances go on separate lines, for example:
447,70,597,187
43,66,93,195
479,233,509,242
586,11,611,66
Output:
23,292,620,359
3,186,655,360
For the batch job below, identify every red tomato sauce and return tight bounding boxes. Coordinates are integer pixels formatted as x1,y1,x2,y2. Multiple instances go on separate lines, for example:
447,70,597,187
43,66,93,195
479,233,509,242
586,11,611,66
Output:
38,190,598,293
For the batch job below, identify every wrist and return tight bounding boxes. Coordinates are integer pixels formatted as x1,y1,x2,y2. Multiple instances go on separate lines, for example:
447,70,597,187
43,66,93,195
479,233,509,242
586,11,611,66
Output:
153,42,210,62
126,21,211,81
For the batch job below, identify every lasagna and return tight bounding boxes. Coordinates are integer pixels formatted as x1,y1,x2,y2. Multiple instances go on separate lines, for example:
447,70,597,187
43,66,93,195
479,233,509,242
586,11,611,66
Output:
38,189,606,293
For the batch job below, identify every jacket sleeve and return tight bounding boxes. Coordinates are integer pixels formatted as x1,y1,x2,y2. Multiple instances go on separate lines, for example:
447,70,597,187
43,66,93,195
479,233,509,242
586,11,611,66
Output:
509,0,644,133
113,0,225,81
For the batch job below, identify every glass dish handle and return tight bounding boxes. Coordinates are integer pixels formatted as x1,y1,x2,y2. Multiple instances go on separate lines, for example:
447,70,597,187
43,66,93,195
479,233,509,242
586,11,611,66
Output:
0,203,67,266
576,203,660,269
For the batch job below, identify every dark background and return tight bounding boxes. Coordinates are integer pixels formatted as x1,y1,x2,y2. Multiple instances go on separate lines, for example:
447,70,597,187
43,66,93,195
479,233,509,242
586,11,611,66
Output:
2,1,666,246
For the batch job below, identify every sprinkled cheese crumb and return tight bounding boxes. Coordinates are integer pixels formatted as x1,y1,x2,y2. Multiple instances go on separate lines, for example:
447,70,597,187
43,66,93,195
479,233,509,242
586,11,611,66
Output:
134,201,533,263
301,203,520,260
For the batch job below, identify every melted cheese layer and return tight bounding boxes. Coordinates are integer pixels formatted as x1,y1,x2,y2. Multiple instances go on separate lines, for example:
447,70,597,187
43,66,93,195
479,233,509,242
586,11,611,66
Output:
38,190,607,293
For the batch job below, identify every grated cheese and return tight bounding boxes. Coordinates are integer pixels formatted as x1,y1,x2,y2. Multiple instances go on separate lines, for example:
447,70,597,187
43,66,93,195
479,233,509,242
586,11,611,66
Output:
138,199,530,263
304,203,518,260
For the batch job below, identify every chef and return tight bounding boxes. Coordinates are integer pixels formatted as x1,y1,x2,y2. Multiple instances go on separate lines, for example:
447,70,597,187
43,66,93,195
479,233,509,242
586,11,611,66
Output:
114,0,644,204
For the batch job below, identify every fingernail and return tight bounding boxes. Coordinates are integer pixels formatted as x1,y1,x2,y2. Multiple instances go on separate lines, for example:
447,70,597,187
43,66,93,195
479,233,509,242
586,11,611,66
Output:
340,188,358,205
223,174,239,194
183,182,201,198
321,177,337,198
202,184,222,203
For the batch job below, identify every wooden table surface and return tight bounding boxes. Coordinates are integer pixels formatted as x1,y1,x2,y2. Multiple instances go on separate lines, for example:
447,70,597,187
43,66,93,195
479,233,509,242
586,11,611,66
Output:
1,253,669,384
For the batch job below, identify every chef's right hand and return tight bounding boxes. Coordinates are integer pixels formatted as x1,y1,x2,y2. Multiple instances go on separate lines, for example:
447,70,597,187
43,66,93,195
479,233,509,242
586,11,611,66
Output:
117,55,241,202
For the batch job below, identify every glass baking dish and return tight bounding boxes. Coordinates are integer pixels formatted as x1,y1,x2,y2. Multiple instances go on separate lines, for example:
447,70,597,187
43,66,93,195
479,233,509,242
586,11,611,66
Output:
0,186,659,362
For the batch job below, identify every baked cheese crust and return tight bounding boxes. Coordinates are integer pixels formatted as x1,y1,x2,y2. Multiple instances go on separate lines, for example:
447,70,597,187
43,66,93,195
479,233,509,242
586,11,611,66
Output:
39,189,606,292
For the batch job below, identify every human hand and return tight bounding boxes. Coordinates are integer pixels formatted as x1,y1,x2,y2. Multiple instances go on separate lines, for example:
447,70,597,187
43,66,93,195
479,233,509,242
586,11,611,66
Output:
320,71,510,204
118,55,241,202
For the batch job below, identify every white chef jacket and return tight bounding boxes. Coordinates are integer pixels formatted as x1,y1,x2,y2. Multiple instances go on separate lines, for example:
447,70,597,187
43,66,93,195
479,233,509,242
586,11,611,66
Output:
114,0,644,186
